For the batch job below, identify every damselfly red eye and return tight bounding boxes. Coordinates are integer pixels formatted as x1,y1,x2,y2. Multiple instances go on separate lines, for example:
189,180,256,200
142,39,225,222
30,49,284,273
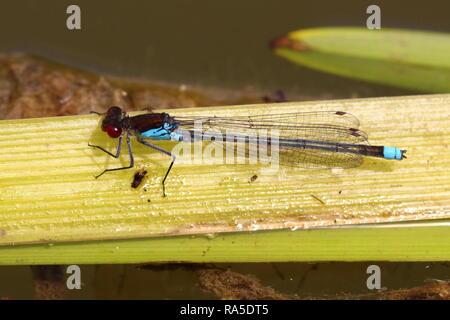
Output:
105,125,122,138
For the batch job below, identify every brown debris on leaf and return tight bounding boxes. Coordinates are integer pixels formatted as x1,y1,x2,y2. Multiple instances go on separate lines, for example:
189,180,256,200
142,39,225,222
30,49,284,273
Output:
30,265,66,300
385,281,450,300
0,54,217,120
0,54,300,121
197,267,291,300
311,281,450,300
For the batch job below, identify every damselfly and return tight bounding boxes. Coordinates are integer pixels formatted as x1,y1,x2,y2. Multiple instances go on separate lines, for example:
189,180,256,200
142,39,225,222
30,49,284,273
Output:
89,106,406,196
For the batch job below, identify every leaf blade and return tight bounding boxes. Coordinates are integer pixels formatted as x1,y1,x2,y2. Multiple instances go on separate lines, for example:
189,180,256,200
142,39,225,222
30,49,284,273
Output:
272,27,450,92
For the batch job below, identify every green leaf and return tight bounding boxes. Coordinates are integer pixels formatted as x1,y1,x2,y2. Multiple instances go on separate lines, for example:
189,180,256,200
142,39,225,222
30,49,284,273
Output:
1,221,449,265
271,27,450,93
1,94,450,263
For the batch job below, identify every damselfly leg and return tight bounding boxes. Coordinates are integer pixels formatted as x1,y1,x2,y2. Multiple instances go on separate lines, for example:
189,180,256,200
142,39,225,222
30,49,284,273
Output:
88,134,134,178
136,137,176,197
88,135,123,158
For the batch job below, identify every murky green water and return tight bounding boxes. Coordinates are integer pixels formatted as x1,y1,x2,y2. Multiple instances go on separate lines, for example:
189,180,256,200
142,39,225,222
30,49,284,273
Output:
1,0,448,98
1,262,449,299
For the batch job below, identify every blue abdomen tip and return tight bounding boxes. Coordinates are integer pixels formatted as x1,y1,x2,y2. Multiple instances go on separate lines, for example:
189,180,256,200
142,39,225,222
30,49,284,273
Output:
383,146,403,160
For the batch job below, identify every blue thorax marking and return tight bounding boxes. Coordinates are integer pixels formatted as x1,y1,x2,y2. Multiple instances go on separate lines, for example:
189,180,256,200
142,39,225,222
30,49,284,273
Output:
140,115,180,140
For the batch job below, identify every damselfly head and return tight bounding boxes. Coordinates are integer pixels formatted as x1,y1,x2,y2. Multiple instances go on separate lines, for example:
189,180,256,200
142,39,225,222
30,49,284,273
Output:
102,106,125,138
106,106,123,117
